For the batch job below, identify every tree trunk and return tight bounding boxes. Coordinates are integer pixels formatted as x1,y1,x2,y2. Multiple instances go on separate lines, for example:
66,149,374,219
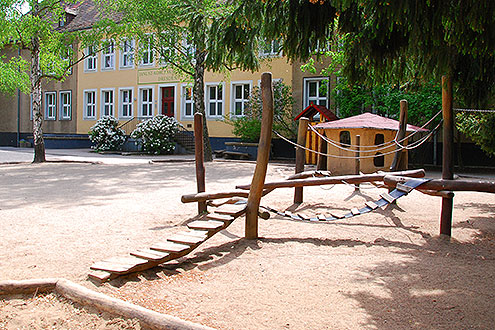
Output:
31,33,46,163
193,51,213,162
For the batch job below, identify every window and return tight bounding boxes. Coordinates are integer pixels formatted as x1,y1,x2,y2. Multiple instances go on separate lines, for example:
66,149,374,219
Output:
62,45,73,75
206,84,223,117
182,33,195,58
101,89,115,117
120,39,134,68
232,82,251,116
374,133,384,146
304,78,329,108
83,90,96,119
158,34,176,66
119,88,133,118
44,92,56,120
59,91,71,120
374,133,385,167
139,87,153,117
85,46,97,71
182,85,194,118
141,35,154,66
339,131,351,146
260,39,281,57
101,40,115,70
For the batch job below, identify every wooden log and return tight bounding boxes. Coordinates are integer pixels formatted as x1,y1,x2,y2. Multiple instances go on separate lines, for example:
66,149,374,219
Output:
181,189,273,204
55,278,216,330
236,169,426,190
246,73,274,239
354,135,360,191
441,75,454,236
417,189,455,198
194,113,207,214
383,175,495,193
0,278,57,295
295,117,310,203
286,170,331,180
390,99,408,171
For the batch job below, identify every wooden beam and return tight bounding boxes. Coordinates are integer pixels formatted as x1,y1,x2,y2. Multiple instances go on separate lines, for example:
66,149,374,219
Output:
245,73,274,239
390,99,408,171
194,112,207,214
441,75,454,236
236,169,426,190
354,134,360,191
383,175,495,193
294,117,310,203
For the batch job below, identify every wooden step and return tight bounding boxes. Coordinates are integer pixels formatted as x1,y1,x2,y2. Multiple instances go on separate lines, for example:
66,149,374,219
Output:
167,234,206,245
187,220,225,231
380,192,396,203
207,212,235,222
214,204,246,218
131,249,170,261
88,270,112,282
365,201,379,210
178,230,209,238
90,256,149,273
151,241,191,253
351,208,360,216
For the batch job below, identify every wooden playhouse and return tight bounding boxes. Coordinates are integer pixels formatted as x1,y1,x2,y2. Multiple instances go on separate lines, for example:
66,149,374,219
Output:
313,112,427,175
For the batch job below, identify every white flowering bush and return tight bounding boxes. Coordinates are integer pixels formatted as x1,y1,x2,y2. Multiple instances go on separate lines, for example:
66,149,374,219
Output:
131,115,179,154
88,116,126,152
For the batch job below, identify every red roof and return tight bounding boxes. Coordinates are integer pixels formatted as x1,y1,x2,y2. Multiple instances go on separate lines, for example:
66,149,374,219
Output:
314,112,428,132
294,104,339,122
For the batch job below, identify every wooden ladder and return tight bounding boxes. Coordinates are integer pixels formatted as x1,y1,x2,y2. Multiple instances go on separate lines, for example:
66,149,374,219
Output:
88,203,247,282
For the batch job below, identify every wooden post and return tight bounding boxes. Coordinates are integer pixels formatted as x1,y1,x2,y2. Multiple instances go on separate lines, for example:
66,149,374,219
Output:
440,75,454,236
354,135,360,191
294,117,310,203
245,73,274,239
194,113,207,214
390,99,408,171
316,130,327,170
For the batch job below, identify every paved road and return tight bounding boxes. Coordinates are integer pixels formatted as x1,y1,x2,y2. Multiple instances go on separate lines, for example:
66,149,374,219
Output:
0,147,194,164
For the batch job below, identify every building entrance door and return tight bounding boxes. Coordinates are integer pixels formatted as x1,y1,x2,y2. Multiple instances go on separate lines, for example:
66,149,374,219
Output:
161,87,174,117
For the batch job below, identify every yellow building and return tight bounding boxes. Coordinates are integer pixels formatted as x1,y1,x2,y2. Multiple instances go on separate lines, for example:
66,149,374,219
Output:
76,38,334,150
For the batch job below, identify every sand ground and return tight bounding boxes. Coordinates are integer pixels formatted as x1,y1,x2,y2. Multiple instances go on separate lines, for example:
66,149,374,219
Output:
0,158,494,330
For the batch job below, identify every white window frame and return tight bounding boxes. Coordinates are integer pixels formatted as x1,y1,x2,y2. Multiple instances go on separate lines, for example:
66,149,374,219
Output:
181,84,194,120
59,90,71,120
182,33,196,58
140,34,154,67
260,39,282,57
205,82,224,118
101,40,115,71
83,89,97,120
120,39,135,69
231,81,252,117
85,46,97,72
138,86,154,118
100,88,115,118
44,92,56,120
303,77,329,108
119,87,134,119
158,83,177,117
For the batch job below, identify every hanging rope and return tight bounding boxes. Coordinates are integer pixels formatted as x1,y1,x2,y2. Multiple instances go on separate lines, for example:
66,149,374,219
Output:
454,108,495,113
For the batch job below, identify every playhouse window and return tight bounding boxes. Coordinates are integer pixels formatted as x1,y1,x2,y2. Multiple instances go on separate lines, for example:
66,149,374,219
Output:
374,152,385,167
339,131,351,146
374,133,384,146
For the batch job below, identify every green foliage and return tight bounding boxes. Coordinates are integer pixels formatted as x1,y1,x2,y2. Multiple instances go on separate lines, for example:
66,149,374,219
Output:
131,115,179,155
88,116,126,152
226,81,296,142
456,112,495,157
0,55,29,95
334,80,442,126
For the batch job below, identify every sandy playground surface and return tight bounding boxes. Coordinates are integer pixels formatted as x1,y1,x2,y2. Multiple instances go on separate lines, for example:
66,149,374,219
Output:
0,160,494,329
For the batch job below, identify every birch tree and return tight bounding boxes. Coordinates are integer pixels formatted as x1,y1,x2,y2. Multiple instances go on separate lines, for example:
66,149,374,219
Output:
0,0,102,162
